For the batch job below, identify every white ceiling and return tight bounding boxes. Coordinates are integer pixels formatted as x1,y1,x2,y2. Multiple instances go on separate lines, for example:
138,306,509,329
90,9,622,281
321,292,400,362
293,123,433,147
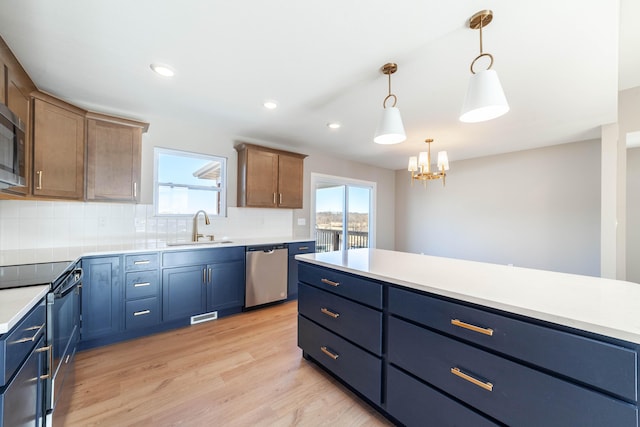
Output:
0,0,638,170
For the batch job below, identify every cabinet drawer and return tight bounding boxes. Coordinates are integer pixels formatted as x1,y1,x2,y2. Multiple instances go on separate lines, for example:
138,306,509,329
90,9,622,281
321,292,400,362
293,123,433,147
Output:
387,365,499,427
288,241,315,255
125,298,161,330
388,316,638,427
0,300,46,387
125,253,159,271
125,270,159,299
298,315,381,405
388,287,638,402
298,263,382,309
298,282,382,355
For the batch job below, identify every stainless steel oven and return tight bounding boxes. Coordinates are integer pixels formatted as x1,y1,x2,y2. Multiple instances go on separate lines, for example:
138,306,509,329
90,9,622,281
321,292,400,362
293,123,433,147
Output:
46,263,82,425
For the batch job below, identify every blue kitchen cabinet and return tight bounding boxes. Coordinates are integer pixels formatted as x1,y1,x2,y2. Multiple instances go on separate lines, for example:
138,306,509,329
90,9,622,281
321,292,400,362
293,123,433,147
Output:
286,240,315,300
0,301,47,427
162,246,245,322
81,256,122,341
206,259,244,312
162,265,207,321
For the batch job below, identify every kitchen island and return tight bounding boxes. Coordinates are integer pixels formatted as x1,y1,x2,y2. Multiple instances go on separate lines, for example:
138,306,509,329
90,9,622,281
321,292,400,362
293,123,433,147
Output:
296,248,640,426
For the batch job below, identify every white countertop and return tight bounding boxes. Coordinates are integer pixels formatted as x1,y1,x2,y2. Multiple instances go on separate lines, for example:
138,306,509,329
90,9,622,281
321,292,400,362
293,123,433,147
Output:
296,248,640,344
0,285,48,334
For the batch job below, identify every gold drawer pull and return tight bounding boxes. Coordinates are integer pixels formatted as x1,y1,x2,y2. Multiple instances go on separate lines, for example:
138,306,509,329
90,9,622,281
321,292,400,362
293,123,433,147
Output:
298,246,309,250
134,260,151,265
451,367,493,392
36,345,52,380
11,323,45,344
451,319,494,336
133,282,151,287
134,310,151,316
321,278,340,287
320,307,340,319
320,346,339,360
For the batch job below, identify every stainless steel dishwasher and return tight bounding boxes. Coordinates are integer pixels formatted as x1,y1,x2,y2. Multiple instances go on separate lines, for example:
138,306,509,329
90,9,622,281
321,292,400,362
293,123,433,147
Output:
245,244,288,308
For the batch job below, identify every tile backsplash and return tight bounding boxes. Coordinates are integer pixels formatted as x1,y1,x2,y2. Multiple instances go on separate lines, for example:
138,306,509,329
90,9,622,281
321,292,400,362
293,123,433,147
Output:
0,200,293,265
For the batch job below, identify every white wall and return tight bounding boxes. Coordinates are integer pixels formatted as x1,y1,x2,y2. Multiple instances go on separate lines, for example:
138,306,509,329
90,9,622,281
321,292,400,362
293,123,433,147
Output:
627,147,640,283
395,140,601,276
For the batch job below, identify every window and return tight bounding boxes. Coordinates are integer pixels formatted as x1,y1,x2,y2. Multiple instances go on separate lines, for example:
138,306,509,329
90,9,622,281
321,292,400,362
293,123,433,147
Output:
311,173,375,252
154,148,227,216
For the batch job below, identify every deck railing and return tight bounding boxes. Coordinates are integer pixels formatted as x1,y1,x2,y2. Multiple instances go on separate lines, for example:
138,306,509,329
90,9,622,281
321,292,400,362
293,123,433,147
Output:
315,228,369,252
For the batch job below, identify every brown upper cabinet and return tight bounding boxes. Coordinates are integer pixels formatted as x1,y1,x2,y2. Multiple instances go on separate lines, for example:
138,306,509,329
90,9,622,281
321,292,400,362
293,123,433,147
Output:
86,113,148,203
235,143,306,209
32,92,86,200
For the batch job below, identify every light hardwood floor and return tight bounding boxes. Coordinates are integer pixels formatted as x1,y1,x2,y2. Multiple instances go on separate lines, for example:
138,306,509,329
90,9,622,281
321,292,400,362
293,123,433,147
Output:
61,301,394,426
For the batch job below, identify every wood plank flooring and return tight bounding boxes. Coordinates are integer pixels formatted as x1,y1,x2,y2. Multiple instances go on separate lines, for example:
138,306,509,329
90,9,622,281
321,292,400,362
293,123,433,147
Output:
61,301,394,426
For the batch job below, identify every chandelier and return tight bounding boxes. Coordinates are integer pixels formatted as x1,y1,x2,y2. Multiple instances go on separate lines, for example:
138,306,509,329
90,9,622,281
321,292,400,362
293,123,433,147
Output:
407,139,449,186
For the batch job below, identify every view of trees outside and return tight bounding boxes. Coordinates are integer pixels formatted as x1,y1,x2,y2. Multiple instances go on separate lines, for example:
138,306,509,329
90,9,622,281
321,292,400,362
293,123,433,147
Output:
315,185,370,252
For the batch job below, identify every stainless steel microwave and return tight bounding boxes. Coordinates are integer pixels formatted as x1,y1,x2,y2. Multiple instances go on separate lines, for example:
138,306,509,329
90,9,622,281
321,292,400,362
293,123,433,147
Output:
0,102,26,189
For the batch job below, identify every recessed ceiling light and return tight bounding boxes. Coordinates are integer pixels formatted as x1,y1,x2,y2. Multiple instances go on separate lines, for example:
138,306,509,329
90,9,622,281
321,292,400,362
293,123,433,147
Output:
263,100,278,110
327,122,341,129
150,63,175,77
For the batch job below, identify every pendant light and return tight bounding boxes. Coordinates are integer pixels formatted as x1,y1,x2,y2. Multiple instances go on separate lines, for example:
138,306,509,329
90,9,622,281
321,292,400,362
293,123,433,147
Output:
460,10,509,123
374,63,406,144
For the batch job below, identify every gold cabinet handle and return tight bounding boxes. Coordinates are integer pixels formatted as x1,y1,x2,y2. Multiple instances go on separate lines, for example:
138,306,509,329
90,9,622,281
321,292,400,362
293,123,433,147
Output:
320,346,339,360
298,246,309,250
450,367,493,391
451,319,494,336
273,193,277,204
203,268,207,283
321,278,340,287
11,323,45,344
320,307,340,319
208,267,212,283
36,170,43,190
134,260,151,265
134,310,151,316
279,193,283,204
133,282,151,287
36,345,53,379
133,182,137,198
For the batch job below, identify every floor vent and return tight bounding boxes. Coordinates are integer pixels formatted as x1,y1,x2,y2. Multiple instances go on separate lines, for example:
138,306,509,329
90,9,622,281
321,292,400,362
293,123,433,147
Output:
190,311,218,325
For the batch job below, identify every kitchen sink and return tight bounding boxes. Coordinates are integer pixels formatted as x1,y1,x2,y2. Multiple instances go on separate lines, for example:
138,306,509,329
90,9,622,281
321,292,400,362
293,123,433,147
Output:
166,240,234,247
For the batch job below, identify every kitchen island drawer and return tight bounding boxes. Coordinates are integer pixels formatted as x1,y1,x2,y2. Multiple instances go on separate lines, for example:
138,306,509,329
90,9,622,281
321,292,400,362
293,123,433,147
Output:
0,300,45,386
125,252,159,271
388,316,638,427
298,282,382,355
387,365,499,427
288,241,315,255
125,270,159,299
388,286,637,402
298,263,382,309
125,297,161,330
298,315,381,405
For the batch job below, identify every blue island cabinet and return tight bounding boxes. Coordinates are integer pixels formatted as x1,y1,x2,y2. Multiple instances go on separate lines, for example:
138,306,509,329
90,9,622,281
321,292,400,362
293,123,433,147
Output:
162,246,245,322
297,260,640,427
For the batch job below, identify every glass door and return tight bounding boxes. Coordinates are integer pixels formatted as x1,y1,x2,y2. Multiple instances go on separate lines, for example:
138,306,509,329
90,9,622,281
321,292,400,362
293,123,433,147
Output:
312,174,374,253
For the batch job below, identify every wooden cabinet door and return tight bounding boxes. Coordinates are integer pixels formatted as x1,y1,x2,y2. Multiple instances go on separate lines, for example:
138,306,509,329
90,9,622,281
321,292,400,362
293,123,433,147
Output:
86,118,141,202
81,256,122,340
245,148,278,207
277,154,303,208
32,96,85,199
4,79,31,195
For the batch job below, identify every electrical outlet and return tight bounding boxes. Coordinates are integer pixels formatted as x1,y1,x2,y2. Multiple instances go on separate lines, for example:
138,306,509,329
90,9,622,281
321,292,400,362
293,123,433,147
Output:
297,218,306,226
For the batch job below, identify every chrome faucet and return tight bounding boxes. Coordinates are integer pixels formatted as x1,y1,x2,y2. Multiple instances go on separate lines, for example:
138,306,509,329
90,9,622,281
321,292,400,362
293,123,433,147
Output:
192,210,211,242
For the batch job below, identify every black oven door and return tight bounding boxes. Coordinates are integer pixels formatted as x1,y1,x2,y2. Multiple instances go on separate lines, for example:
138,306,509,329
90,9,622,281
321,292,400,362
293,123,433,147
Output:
46,267,81,416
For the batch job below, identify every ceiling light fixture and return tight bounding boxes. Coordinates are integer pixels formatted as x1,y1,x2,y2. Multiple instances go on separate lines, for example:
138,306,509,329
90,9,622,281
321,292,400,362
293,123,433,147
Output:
374,62,406,144
407,139,449,187
150,63,175,77
327,122,341,129
459,10,509,123
263,100,278,110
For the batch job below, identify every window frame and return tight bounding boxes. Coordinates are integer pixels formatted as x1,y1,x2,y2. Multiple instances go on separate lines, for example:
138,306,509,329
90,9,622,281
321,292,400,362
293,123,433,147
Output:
153,147,227,217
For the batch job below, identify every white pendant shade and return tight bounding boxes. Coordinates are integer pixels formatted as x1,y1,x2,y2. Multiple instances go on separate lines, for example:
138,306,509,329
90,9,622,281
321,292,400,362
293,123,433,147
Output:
417,151,429,168
459,69,509,123
374,106,406,144
437,151,449,170
408,156,418,172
